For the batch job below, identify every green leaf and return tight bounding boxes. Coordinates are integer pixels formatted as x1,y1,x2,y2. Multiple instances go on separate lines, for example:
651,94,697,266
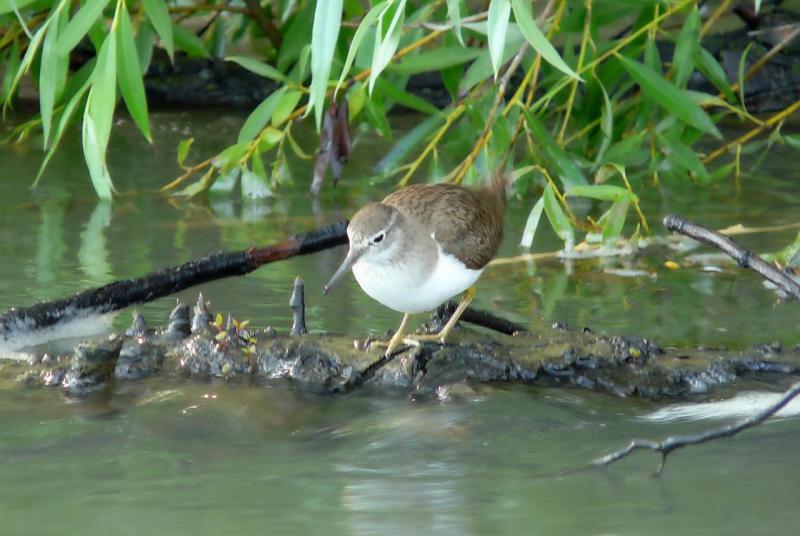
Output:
210,167,240,194
785,134,800,151
4,20,48,109
520,197,544,249
271,89,302,126
213,142,250,174
309,0,343,129
40,1,69,148
657,131,710,184
82,32,117,199
135,21,154,74
0,0,36,15
347,81,367,119
694,47,735,102
238,88,287,143
601,131,646,165
487,0,510,78
764,230,800,267
447,0,463,46
598,194,630,247
511,0,580,80
524,110,587,188
374,77,440,115
143,0,174,60
376,113,442,173
226,56,291,84
35,77,92,185
671,6,700,88
386,46,483,75
56,0,110,54
459,30,523,94
595,81,613,165
335,0,385,97
368,0,405,94
241,166,274,199
738,42,752,112
173,24,208,57
567,184,631,202
616,54,721,138
364,96,391,140
2,39,20,101
543,184,575,250
177,137,194,167
644,37,661,73
116,4,151,142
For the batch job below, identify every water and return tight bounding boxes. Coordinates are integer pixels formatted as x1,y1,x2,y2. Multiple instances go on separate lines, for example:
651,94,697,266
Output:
0,111,798,534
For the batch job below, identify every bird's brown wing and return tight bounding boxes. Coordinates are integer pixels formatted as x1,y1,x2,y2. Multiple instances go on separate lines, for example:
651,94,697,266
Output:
383,182,505,269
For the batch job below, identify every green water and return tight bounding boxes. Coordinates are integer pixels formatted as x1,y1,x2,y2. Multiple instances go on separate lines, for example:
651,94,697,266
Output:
0,112,798,534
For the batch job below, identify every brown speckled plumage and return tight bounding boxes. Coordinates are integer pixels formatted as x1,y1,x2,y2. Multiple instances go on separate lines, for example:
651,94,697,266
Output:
381,177,506,269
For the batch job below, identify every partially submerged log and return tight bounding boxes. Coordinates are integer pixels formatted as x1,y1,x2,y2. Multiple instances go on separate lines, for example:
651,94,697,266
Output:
2,215,797,398
4,292,799,397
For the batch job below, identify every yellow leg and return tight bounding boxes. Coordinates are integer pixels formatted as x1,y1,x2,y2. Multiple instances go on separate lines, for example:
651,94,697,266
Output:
369,313,412,357
409,286,476,344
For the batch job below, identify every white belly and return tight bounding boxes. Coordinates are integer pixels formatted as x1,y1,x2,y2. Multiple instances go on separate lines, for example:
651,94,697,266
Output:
352,249,482,314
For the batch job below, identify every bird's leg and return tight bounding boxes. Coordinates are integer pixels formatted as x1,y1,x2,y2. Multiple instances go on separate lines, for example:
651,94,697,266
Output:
369,313,412,357
409,286,476,344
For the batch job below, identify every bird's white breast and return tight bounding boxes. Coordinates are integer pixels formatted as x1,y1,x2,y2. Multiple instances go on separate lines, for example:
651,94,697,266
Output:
352,243,482,314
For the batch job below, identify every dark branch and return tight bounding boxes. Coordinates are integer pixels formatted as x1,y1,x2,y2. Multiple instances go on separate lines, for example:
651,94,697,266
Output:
0,221,348,347
591,382,800,474
663,215,800,300
242,0,283,49
434,302,527,335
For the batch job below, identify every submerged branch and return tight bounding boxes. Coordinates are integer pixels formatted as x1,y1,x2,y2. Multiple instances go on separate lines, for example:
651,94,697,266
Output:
591,382,800,474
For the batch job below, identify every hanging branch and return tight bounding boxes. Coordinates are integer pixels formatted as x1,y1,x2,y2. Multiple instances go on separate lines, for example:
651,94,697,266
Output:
663,215,800,300
0,221,348,349
591,382,800,474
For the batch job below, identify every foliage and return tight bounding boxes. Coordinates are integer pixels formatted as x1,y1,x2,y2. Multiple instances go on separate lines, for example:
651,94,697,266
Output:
1,0,798,252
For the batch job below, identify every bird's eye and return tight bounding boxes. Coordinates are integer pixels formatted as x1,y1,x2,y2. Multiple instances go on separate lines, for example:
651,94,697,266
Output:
373,233,385,244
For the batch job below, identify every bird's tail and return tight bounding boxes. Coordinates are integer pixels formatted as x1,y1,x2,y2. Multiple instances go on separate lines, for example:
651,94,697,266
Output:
486,171,510,208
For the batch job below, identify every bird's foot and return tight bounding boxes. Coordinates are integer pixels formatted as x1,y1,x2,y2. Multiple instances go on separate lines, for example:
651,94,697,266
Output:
368,334,416,358
404,332,447,345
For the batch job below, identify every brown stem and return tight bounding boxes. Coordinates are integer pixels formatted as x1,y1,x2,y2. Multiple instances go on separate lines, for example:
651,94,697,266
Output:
242,0,283,49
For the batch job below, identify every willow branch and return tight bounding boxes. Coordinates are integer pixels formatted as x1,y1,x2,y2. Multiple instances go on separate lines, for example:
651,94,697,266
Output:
242,0,283,49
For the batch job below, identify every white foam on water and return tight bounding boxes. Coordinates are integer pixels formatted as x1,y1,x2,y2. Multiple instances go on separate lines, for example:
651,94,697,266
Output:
0,311,115,360
642,391,800,422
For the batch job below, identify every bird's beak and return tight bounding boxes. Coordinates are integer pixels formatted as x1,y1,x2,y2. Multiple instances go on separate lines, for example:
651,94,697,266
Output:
324,247,363,295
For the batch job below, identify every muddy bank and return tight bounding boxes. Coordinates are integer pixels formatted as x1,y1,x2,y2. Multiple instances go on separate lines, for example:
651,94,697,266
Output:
3,294,798,398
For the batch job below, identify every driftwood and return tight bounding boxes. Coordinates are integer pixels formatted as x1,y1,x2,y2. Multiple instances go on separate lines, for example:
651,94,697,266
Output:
0,221,348,350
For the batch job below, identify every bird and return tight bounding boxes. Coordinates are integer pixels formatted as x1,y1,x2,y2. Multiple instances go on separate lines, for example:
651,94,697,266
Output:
324,175,506,356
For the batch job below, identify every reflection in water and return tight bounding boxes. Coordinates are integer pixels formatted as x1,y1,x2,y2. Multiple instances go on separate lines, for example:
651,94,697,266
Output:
0,112,799,534
78,201,113,285
337,405,470,535
34,198,68,291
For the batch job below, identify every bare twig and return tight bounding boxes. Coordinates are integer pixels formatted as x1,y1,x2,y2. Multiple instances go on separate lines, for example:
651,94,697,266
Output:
290,276,307,336
663,215,800,300
591,382,800,474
